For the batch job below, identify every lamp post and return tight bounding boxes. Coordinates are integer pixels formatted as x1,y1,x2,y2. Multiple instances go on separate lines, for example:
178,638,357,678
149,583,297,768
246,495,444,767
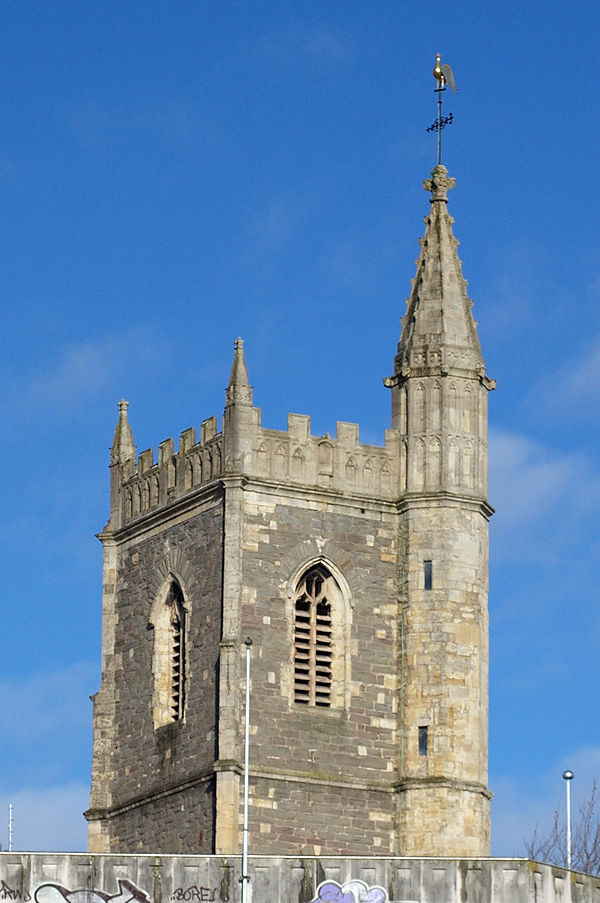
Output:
563,770,574,870
241,637,252,903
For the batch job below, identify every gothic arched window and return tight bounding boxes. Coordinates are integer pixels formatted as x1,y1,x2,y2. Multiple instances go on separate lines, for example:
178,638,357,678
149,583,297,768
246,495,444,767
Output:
167,582,186,721
293,566,335,707
151,578,187,728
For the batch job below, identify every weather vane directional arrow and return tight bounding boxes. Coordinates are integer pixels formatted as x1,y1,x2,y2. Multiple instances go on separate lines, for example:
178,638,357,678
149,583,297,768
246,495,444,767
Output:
426,53,457,165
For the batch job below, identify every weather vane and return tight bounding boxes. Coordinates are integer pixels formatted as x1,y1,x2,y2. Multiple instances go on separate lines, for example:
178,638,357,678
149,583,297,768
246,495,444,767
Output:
426,53,457,165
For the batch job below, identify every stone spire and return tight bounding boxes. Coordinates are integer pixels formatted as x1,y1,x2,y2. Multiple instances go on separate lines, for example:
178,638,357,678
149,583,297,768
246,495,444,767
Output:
225,337,253,407
223,338,254,473
392,164,493,387
110,399,136,465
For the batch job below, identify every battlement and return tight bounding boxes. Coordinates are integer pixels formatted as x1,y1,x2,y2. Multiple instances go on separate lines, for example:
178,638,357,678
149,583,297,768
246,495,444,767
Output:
118,415,223,526
111,403,400,531
251,411,400,498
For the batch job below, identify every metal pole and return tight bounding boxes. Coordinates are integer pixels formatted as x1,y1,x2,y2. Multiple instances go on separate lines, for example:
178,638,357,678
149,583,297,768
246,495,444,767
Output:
8,803,12,852
563,770,574,869
241,638,252,903
437,88,442,165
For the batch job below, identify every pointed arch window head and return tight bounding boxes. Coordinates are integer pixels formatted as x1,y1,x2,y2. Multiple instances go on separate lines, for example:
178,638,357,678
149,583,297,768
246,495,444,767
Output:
294,566,336,707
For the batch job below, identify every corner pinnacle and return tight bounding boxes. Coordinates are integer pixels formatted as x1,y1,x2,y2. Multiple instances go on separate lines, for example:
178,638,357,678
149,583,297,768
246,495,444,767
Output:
110,398,136,465
226,338,253,407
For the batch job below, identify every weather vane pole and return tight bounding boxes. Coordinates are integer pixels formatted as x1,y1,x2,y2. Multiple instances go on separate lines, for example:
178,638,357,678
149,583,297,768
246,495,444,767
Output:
427,53,457,165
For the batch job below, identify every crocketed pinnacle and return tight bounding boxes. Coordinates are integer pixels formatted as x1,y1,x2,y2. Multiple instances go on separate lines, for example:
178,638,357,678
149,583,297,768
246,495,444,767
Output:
110,399,136,465
394,165,490,381
226,337,253,407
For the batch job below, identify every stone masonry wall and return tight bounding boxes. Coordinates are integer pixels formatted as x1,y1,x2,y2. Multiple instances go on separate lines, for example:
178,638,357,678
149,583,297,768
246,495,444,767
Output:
105,779,216,854
245,776,395,857
235,483,401,856
95,493,225,851
397,499,490,856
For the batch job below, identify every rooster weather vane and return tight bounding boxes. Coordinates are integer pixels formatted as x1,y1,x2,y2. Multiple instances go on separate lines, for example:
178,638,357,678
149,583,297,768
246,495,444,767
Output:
427,53,457,165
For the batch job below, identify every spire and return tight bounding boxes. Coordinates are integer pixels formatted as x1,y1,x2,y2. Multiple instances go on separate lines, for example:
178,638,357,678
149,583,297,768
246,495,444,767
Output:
226,337,253,407
110,399,136,465
223,338,254,474
393,165,493,386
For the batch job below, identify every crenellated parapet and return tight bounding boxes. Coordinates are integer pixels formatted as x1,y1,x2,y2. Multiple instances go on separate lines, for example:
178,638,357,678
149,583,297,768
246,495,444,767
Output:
250,412,400,498
110,409,401,533
111,415,224,530
105,336,403,533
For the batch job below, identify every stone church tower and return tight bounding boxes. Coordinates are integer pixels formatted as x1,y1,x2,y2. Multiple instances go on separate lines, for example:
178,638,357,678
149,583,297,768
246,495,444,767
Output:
86,164,494,858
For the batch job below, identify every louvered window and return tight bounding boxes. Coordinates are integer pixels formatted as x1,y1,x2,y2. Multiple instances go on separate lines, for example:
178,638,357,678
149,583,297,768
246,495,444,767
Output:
166,582,186,722
294,567,333,706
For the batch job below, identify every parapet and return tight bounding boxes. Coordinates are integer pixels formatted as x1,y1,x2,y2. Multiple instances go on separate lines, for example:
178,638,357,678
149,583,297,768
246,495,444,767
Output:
251,412,400,498
111,405,400,531
0,852,594,903
117,416,223,527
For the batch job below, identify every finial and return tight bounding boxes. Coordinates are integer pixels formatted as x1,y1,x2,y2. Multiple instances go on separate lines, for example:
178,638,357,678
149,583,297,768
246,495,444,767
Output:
423,164,456,202
427,53,457,165
118,398,129,416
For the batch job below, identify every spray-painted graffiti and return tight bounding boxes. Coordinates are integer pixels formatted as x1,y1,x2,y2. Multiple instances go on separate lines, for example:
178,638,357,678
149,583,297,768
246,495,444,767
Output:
170,888,216,902
309,880,420,903
34,881,151,903
0,882,31,901
310,881,389,903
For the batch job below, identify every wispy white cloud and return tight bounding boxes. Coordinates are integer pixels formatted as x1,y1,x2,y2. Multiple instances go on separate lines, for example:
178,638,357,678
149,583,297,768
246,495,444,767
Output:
0,661,96,744
489,427,600,559
0,783,88,852
546,334,600,421
62,98,214,148
478,237,552,336
490,429,591,522
243,191,316,262
252,26,352,68
9,327,166,417
0,662,96,790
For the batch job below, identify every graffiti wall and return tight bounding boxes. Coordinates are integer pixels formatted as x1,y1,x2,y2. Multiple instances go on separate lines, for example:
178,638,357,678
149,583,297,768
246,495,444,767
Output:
0,853,596,903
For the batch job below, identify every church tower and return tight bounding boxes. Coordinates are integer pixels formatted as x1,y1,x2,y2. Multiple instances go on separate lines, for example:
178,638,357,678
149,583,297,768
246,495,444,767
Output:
87,165,494,858
386,164,495,854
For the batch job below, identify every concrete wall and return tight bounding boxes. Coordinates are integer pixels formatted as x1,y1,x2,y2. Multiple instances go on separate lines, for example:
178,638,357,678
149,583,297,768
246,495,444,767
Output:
0,854,598,903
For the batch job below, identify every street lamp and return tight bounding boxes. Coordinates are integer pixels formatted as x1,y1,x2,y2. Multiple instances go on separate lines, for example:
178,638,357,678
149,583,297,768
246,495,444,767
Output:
241,637,253,903
562,770,574,870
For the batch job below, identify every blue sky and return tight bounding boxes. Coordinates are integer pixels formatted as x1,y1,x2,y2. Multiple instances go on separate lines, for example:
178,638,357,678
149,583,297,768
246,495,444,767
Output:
0,1,598,855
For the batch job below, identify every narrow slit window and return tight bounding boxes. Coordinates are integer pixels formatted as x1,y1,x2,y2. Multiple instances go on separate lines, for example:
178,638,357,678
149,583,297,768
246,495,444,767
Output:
424,560,432,591
418,725,428,756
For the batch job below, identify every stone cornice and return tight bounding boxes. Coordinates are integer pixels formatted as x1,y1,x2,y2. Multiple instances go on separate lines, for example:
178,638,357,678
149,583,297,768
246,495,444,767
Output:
236,474,399,511
395,775,493,801
85,767,216,821
397,491,494,519
102,480,224,543
216,760,395,794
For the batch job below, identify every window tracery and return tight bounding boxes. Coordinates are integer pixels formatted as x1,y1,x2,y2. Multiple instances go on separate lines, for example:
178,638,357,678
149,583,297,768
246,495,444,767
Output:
293,566,334,706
